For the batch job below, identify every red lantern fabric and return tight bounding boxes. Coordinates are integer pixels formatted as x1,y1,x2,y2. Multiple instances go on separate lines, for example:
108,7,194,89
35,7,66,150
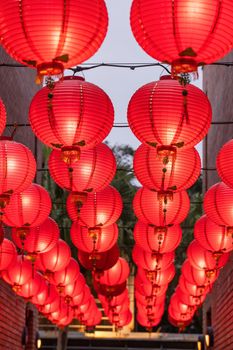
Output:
182,259,219,286
50,302,69,322
133,221,182,254
0,238,17,270
0,99,6,136
2,255,32,290
135,290,165,307
137,264,175,285
175,287,206,307
57,311,74,327
109,310,132,328
0,140,36,203
12,217,59,256
0,1,108,76
135,275,168,297
194,215,233,253
30,77,114,154
217,139,233,188
128,76,212,150
168,305,193,322
132,245,174,271
17,272,46,299
36,239,71,273
134,144,200,192
93,280,127,297
179,275,209,297
137,302,164,320
130,0,233,75
31,282,57,306
51,258,80,288
170,294,196,316
187,240,229,271
204,182,233,227
67,186,123,226
62,274,86,299
48,143,116,192
3,183,51,228
94,258,130,286
78,244,120,271
99,289,129,307
71,222,118,253
137,313,161,328
72,285,91,307
133,187,190,226
85,309,102,327
41,295,60,315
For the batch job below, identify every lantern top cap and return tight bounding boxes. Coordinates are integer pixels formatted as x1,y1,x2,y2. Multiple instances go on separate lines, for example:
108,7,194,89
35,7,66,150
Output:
160,75,172,81
63,76,85,82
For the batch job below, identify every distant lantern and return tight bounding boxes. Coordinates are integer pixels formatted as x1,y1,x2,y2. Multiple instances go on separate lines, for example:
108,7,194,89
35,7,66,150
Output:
137,264,175,285
2,255,32,291
0,0,108,79
132,245,174,271
0,238,17,270
94,258,130,286
217,139,233,189
133,187,190,226
134,144,200,192
29,77,114,164
128,76,211,152
182,259,219,286
130,0,233,75
48,143,116,192
51,258,80,290
0,140,36,209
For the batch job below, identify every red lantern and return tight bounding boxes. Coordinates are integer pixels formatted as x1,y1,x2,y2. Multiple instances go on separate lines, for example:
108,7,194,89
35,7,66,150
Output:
48,143,116,192
50,302,69,322
71,222,118,253
2,255,32,291
99,289,129,308
194,215,233,253
168,305,194,323
137,313,161,328
133,187,190,226
3,184,51,231
187,240,229,271
51,258,80,289
137,302,164,320
133,221,182,253
67,186,123,226
130,0,233,75
36,239,71,274
175,287,206,307
85,309,102,327
30,77,114,163
179,275,209,297
93,280,127,297
132,245,174,271
128,76,211,151
217,139,233,188
12,217,59,258
62,274,86,300
31,282,57,306
109,310,132,328
42,294,61,315
17,272,46,299
57,311,74,327
137,264,175,285
170,294,196,317
94,258,129,286
0,238,17,270
182,260,219,286
135,275,168,297
204,182,233,228
0,99,6,136
0,1,108,78
72,285,91,307
135,290,165,307
134,144,200,192
0,140,36,208
78,244,120,271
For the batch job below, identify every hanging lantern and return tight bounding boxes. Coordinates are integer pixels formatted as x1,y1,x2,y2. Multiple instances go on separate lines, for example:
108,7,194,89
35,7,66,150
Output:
85,309,102,327
130,0,233,75
0,140,36,209
31,282,57,306
175,287,206,307
135,274,168,297
41,294,61,315
93,258,130,286
0,0,108,79
133,187,190,226
109,310,132,328
51,258,80,291
98,289,129,308
72,285,91,307
217,139,233,188
170,294,196,317
137,302,164,321
194,215,233,254
134,144,200,192
62,274,86,300
17,272,46,299
48,143,116,192
29,76,114,164
71,221,118,253
2,184,51,235
57,311,74,327
132,245,174,271
0,238,17,270
168,305,194,323
179,275,209,298
187,240,229,271
36,239,71,275
137,313,161,329
2,255,32,291
0,98,6,136
133,221,182,253
67,186,123,227
128,76,212,152
12,217,59,259
93,279,127,298
50,301,69,322
78,244,120,271
137,264,175,285
182,259,219,286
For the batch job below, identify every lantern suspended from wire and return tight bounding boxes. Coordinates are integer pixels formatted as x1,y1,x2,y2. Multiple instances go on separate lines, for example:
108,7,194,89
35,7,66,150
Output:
130,0,233,76
0,238,17,270
132,245,174,271
0,0,108,80
51,258,80,291
182,259,219,286
17,272,46,299
137,264,176,285
2,255,32,292
93,257,130,286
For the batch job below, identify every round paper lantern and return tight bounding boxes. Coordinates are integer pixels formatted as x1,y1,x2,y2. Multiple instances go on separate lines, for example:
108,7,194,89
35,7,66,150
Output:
133,221,182,253
179,275,209,297
0,238,17,270
71,222,118,253
137,302,164,320
168,305,194,323
78,244,119,271
50,302,69,322
99,289,129,307
204,182,233,227
217,139,233,188
3,184,51,231
93,280,127,297
72,285,91,307
109,310,132,328
0,0,108,78
137,264,175,285
135,290,165,307
31,282,57,306
130,0,233,75
62,274,86,300
194,215,233,253
51,258,80,289
132,245,174,271
168,314,192,329
0,140,36,208
29,77,114,161
93,258,130,286
133,187,190,226
187,240,229,271
182,260,219,286
137,313,161,328
135,275,168,297
17,272,46,299
134,144,200,192
128,76,212,151
57,311,74,327
36,239,71,274
67,186,123,226
48,143,116,192
2,255,32,291
12,217,59,257
85,309,102,327
175,287,206,307
170,294,196,316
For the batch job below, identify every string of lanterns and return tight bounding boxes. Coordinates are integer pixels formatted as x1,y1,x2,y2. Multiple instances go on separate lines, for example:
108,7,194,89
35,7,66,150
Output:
0,0,232,332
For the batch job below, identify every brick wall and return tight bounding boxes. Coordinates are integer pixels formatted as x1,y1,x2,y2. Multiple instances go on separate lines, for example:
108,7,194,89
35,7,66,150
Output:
203,51,233,350
0,47,41,350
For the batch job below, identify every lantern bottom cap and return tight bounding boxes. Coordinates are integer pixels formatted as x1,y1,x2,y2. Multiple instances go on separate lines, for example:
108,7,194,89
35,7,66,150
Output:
171,58,198,75
37,61,64,77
